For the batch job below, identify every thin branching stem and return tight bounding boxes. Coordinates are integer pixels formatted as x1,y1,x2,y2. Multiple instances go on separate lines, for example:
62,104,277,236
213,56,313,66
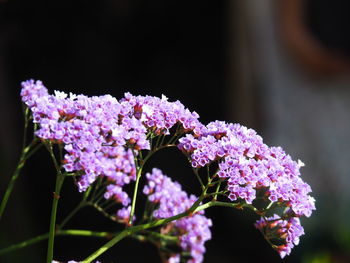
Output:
58,201,87,229
46,142,66,263
0,229,116,256
192,168,205,190
128,167,142,225
83,192,248,262
86,201,117,221
46,173,65,263
0,138,40,221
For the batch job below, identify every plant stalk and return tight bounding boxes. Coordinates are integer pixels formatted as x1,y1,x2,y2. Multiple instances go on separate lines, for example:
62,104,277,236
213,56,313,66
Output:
0,229,114,256
128,168,142,225
46,173,65,263
0,140,39,221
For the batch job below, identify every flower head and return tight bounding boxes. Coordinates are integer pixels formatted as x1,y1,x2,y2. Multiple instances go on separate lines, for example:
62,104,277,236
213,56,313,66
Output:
179,121,315,217
144,168,212,263
255,214,305,258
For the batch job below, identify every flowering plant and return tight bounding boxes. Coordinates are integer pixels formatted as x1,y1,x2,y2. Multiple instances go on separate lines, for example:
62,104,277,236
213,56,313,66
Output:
0,80,315,262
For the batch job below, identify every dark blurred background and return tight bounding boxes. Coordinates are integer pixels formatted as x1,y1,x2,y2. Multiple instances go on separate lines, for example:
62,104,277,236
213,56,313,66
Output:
1,0,350,262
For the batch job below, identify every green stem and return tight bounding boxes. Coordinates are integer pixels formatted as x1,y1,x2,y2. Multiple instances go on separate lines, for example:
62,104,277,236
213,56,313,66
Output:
0,140,38,221
46,173,65,263
82,142,218,261
193,201,258,213
90,182,107,204
82,229,131,263
192,168,205,190
141,230,178,243
127,143,178,226
166,126,182,145
0,233,49,256
266,201,274,210
1,202,248,258
83,185,92,201
159,134,166,147
82,193,208,262
81,209,189,263
206,165,211,182
59,229,113,238
205,190,228,199
46,143,60,172
58,201,86,229
0,229,114,256
213,180,223,201
154,134,163,150
141,199,151,222
87,177,102,201
128,167,142,225
22,107,29,149
142,144,176,166
86,202,117,222
101,200,116,211
25,143,42,160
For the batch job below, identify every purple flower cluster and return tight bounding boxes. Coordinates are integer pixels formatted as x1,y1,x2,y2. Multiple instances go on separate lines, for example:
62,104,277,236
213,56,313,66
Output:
21,79,49,109
178,121,315,217
21,79,314,259
20,80,201,220
121,93,203,136
254,214,305,258
21,80,139,217
143,168,212,263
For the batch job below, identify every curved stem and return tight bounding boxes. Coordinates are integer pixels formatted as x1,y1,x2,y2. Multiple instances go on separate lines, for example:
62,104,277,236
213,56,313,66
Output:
128,142,178,225
192,168,204,190
194,201,258,213
0,229,115,256
45,143,60,172
86,202,117,222
0,201,249,258
140,230,179,243
0,140,39,221
142,144,176,165
81,212,187,263
81,229,131,263
128,144,178,226
167,130,182,145
58,201,86,229
90,180,108,204
154,134,163,150
25,142,43,160
0,233,49,256
82,192,208,263
82,142,216,261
